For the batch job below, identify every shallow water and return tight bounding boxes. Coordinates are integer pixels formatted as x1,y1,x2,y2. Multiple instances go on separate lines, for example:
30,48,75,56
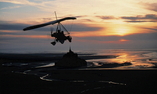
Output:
1,49,157,94
2,49,157,69
86,49,157,69
2,49,157,80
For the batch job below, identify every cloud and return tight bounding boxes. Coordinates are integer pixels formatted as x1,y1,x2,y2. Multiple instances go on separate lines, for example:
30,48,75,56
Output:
0,20,103,32
74,15,87,18
96,14,157,23
0,31,19,35
123,32,157,41
0,5,21,10
121,14,157,23
0,0,34,5
81,19,94,22
96,16,116,20
65,23,103,32
121,14,157,20
124,21,156,23
76,32,157,42
0,0,55,12
72,32,157,49
143,27,157,32
141,2,157,12
0,21,28,30
0,21,49,33
0,0,47,5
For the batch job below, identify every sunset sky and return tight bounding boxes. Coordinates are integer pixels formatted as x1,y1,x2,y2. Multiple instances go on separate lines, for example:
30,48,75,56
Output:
0,0,157,53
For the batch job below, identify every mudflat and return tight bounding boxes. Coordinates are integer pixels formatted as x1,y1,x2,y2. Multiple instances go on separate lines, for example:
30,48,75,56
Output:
1,65,157,94
1,53,157,94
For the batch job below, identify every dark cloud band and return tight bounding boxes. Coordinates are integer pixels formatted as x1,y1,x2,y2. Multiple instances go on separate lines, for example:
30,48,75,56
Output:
0,21,102,32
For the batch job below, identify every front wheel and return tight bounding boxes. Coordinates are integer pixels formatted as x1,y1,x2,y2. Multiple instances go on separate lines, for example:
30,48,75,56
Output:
51,41,56,45
67,36,72,42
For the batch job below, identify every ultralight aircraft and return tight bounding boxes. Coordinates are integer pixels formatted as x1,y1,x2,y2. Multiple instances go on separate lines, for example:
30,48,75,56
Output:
23,16,76,45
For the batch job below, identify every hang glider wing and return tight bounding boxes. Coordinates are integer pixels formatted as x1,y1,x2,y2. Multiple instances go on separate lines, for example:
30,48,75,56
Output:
23,17,76,31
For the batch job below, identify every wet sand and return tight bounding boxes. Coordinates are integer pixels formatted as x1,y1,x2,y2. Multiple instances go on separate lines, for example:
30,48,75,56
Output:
1,53,157,94
1,65,157,94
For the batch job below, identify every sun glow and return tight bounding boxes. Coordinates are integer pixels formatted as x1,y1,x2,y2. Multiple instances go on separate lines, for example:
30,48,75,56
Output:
119,39,129,42
98,24,135,36
114,26,130,36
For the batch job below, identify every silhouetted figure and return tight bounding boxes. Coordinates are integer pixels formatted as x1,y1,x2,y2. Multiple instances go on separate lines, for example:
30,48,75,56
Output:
51,30,72,45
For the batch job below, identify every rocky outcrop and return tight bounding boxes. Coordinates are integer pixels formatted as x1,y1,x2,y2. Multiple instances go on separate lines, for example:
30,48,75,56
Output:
55,49,87,68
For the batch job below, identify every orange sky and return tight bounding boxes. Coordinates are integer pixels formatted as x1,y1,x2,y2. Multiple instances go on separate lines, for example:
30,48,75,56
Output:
0,0,157,52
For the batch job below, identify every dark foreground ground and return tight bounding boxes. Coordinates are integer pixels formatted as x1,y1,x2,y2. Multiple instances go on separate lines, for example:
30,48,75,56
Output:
0,53,157,94
1,65,157,94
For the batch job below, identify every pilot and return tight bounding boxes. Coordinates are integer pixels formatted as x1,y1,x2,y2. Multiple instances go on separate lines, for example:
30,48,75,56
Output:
51,30,72,45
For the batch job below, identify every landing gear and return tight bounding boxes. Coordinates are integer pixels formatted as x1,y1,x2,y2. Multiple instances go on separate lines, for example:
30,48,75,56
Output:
51,41,56,45
67,36,72,42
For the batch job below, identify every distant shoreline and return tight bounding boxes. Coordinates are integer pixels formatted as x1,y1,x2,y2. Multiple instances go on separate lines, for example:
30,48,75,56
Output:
0,53,118,63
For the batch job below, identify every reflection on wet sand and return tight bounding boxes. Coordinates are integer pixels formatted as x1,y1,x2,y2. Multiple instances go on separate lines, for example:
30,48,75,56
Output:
87,49,157,68
40,73,126,86
1,49,157,94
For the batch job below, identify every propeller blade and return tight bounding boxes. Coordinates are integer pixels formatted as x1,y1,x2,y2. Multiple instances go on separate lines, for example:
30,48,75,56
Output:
23,17,76,31
51,27,53,32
